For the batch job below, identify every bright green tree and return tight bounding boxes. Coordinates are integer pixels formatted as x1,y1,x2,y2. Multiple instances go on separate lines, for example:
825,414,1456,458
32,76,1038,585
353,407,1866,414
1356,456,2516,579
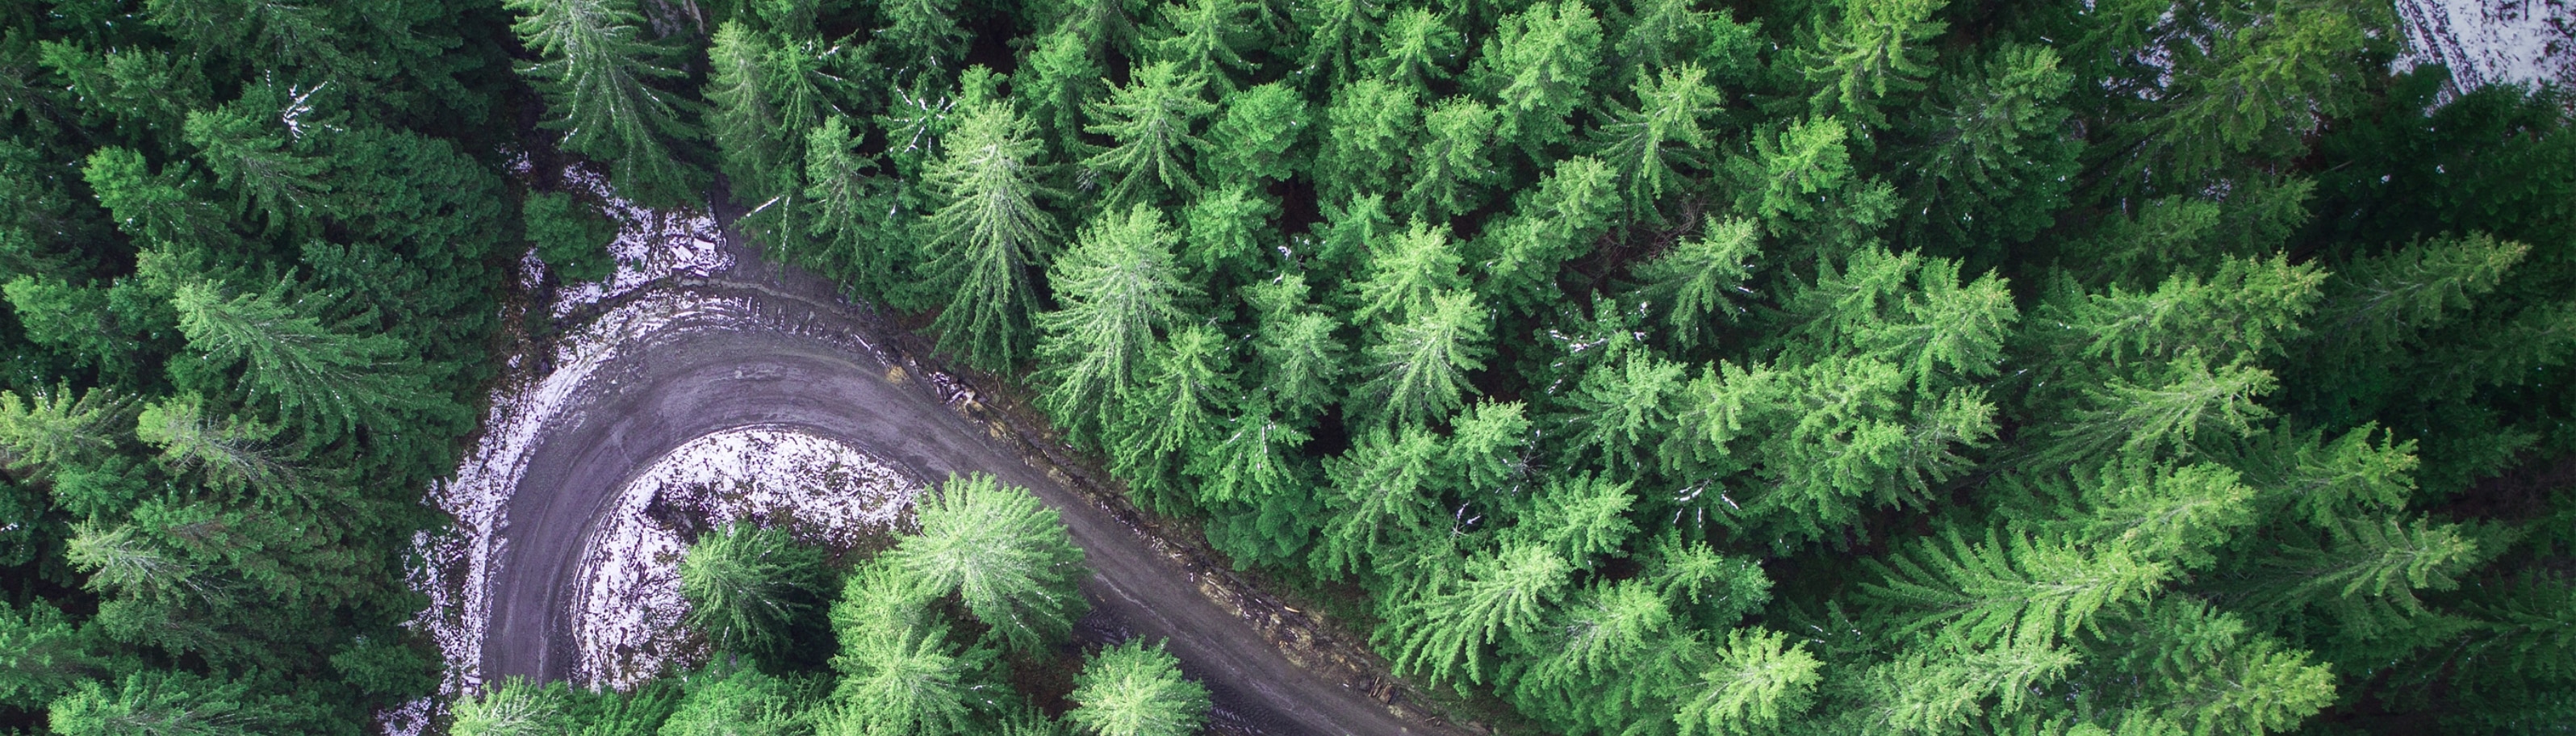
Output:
1356,289,1491,427
679,522,825,660
883,474,1089,652
1066,640,1211,736
1800,0,1945,128
1083,61,1215,207
924,97,1060,371
1036,204,1196,441
1588,64,1724,215
1379,542,1573,684
1469,1,1604,154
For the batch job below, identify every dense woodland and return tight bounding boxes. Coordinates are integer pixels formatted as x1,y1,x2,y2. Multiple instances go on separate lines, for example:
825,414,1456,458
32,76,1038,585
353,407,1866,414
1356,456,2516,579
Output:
1,0,2573,734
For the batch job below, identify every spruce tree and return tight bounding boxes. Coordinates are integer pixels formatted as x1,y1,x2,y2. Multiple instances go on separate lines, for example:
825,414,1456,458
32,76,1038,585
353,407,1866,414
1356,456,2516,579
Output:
925,96,1060,371
1066,640,1211,736
1083,61,1215,207
506,0,701,207
882,475,1088,652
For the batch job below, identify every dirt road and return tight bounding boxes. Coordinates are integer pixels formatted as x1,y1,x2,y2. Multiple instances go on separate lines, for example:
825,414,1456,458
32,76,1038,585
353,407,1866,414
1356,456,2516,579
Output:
479,220,1457,736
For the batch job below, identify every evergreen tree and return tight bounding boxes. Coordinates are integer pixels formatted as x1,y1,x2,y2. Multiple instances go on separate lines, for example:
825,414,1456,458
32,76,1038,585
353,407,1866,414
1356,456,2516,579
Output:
1065,640,1211,736
1110,325,1236,510
924,96,1060,371
1356,289,1491,427
1083,61,1215,207
1676,629,1821,736
1800,0,1944,129
1292,0,1383,86
1631,217,1759,349
1037,204,1196,440
883,475,1089,652
1403,97,1499,220
1365,9,1462,94
507,0,702,207
1588,64,1723,215
169,279,431,439
1148,0,1264,89
678,522,825,661
1203,82,1308,186
1315,78,1418,204
1469,1,1604,155
659,666,800,736
1378,542,1572,684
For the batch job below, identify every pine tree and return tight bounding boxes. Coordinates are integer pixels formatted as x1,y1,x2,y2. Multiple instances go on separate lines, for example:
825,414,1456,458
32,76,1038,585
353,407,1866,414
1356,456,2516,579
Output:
803,118,901,299
1349,220,1466,324
659,666,800,736
1315,78,1418,204
0,600,97,709
1588,64,1724,215
1291,0,1383,86
1900,44,2080,251
1110,325,1236,510
1800,0,1944,129
925,97,1059,371
679,522,824,660
829,619,992,736
1558,350,1687,473
1356,289,1491,427
182,102,328,228
1471,156,1620,315
1148,0,1263,89
883,475,1088,652
1066,640,1211,736
1403,97,1498,220
1507,581,1675,731
1203,82,1308,186
1631,217,1759,349
50,671,288,736
1867,529,2169,650
1516,474,1638,566
1179,182,1278,282
1725,115,1855,225
1365,9,1462,94
0,387,129,477
1037,204,1196,441
506,0,701,207
1378,542,1572,684
875,0,968,86
1245,274,1347,420
1469,1,1604,154
169,279,429,439
1083,61,1215,207
1311,424,1443,576
132,395,291,495
1014,28,1105,152
1676,628,1822,736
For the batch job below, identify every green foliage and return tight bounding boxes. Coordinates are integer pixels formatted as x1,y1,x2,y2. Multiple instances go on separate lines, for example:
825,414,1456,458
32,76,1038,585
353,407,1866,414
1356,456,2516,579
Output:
1589,64,1724,216
171,278,434,440
1066,640,1211,736
1469,1,1602,154
926,96,1061,371
1037,203,1196,440
884,474,1089,652
679,522,826,660
1676,628,1821,736
508,0,703,207
658,666,801,736
1800,0,1945,128
1084,61,1216,207
1378,541,1572,684
1356,289,1491,427
523,191,616,282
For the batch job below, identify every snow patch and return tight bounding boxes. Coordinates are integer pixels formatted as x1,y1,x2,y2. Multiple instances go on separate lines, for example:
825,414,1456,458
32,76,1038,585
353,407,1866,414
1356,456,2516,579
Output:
571,426,919,690
2398,0,2576,92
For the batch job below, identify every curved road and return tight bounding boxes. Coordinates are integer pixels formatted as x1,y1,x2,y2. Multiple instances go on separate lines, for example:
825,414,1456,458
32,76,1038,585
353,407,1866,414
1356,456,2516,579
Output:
481,222,1451,736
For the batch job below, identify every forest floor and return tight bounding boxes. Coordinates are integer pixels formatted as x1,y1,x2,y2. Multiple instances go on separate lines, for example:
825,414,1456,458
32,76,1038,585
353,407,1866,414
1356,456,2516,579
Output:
416,186,1476,736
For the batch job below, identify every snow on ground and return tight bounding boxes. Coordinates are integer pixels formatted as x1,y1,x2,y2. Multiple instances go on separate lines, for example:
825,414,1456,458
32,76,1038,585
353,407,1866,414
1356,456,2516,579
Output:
391,159,895,734
541,163,732,317
2398,0,2576,92
573,427,918,690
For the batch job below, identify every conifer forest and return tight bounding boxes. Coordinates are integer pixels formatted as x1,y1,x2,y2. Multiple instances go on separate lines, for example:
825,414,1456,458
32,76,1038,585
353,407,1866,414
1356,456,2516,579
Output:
2,0,2574,734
